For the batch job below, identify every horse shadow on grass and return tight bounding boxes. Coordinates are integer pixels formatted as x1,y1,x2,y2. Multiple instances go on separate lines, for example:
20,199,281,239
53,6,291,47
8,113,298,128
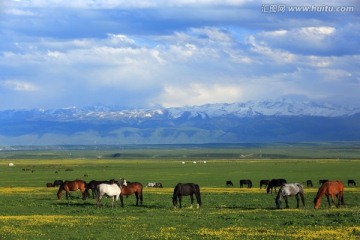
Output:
53,202,94,207
215,206,279,211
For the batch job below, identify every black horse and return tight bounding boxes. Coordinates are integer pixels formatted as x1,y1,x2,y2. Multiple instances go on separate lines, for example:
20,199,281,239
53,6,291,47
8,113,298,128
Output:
306,180,313,187
266,179,287,194
172,183,201,209
239,179,252,188
348,179,356,187
226,180,233,186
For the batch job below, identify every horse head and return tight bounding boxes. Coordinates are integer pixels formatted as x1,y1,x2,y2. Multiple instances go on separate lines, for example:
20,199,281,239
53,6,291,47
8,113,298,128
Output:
82,190,90,200
172,197,178,208
119,178,127,187
314,197,321,209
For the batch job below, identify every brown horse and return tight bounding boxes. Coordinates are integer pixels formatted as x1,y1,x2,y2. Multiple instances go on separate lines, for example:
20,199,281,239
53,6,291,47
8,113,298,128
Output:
120,182,143,206
57,180,88,200
314,180,345,209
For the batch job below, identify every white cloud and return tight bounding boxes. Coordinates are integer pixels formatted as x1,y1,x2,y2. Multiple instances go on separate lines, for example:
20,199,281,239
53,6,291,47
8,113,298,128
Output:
0,1,359,109
247,35,295,63
299,26,336,40
158,83,243,107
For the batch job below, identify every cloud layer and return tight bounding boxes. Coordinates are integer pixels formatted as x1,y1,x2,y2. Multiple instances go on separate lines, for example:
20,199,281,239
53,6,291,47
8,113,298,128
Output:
0,0,359,109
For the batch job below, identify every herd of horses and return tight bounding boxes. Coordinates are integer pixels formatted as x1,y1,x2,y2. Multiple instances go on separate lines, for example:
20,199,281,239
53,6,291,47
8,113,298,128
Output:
52,177,353,209
55,178,144,207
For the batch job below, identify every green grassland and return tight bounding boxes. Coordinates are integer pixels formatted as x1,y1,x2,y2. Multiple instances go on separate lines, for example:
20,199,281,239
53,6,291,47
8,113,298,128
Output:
0,143,359,239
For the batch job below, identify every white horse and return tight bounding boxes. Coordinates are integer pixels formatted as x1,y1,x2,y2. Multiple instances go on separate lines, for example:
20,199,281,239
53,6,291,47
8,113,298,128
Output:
97,179,127,208
275,183,305,209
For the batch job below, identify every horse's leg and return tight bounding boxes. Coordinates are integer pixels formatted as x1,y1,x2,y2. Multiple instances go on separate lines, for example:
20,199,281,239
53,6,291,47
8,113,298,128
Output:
66,191,70,200
96,194,102,207
139,191,143,205
57,188,62,200
196,193,201,209
178,196,182,208
81,189,87,200
66,190,74,200
284,195,289,208
335,193,343,208
189,194,194,208
300,192,305,207
135,192,139,206
111,196,115,208
295,194,299,208
325,195,331,207
120,194,124,207
331,194,338,207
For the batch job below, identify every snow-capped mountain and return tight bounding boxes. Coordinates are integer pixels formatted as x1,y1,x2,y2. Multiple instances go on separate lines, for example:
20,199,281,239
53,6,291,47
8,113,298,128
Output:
0,99,360,145
1,98,358,122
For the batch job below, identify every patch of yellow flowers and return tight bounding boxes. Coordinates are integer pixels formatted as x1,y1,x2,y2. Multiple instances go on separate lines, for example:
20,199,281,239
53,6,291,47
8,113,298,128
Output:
198,226,360,239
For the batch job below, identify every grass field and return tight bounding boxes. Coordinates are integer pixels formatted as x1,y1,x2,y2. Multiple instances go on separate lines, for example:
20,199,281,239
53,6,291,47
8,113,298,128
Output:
0,143,359,239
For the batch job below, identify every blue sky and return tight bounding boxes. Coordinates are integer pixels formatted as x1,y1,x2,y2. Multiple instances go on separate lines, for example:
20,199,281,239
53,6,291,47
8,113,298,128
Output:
0,0,359,110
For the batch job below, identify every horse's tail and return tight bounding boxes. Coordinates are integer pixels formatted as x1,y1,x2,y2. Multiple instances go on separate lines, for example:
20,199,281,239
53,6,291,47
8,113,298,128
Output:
195,184,202,205
139,184,144,200
172,184,180,200
57,183,64,200
297,183,305,206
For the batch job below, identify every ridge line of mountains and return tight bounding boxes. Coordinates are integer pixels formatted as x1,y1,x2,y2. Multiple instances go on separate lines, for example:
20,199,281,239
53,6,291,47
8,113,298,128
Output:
1,98,360,145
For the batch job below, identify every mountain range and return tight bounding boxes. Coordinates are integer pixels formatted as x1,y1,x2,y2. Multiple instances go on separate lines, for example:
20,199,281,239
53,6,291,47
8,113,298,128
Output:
1,98,360,145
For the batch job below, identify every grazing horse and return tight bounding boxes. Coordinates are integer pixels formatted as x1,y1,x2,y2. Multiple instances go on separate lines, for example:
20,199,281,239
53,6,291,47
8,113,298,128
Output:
260,180,270,189
57,180,88,200
239,179,252,188
226,180,233,187
348,179,356,187
120,182,144,206
172,183,201,209
314,180,345,209
97,180,127,208
306,180,313,188
86,179,116,199
147,182,163,188
275,183,305,209
155,182,163,188
267,179,287,194
147,182,156,187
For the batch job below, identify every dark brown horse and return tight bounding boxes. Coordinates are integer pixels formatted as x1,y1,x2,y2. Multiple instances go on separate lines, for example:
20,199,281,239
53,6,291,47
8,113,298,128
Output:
266,179,287,194
120,182,143,206
314,180,345,209
57,180,88,200
172,183,201,209
239,179,252,188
